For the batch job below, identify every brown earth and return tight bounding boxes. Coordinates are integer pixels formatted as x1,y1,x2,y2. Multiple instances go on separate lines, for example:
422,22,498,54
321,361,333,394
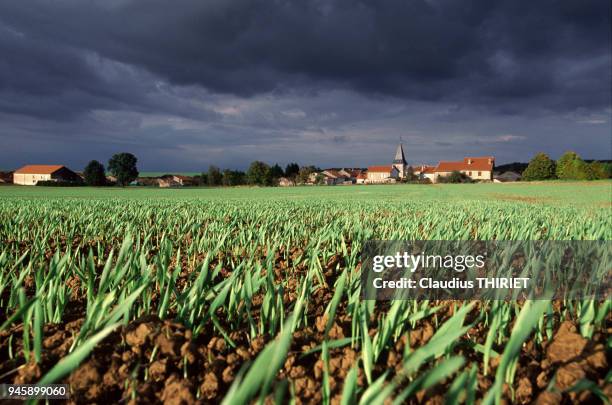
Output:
1,310,609,404
0,248,609,403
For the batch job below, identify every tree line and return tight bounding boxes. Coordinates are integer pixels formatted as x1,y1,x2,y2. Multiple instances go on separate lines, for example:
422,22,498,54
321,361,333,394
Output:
80,150,610,187
82,153,321,187
522,151,610,181
196,162,320,186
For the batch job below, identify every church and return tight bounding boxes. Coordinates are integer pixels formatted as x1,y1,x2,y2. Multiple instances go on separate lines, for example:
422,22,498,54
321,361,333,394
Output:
366,142,408,183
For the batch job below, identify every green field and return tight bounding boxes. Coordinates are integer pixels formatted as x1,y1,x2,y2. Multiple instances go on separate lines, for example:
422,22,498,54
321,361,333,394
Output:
1,181,610,205
0,181,610,403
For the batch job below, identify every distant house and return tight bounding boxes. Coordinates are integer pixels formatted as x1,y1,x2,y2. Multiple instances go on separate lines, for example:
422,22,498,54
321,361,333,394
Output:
338,169,354,179
155,174,195,188
158,178,182,188
171,175,195,186
433,157,494,183
321,170,350,185
13,165,80,185
278,177,295,187
366,166,399,183
494,171,521,182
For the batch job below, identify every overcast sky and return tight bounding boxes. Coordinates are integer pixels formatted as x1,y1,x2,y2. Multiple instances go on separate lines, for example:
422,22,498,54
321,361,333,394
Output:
0,0,610,171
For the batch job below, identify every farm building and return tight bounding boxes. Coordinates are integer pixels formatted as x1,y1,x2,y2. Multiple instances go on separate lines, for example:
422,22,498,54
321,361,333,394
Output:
494,171,521,182
366,166,399,183
13,165,80,185
433,157,494,183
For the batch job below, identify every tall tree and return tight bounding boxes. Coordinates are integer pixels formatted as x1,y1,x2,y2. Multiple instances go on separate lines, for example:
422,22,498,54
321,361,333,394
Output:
522,153,556,181
270,163,284,179
199,172,208,186
222,169,246,186
586,161,608,180
108,153,138,186
247,161,272,186
207,165,222,186
556,151,587,180
285,162,300,179
83,160,106,186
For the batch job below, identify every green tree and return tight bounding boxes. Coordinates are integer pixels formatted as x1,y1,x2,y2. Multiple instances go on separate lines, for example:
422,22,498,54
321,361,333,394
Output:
207,165,222,186
522,153,556,181
222,169,246,186
199,172,208,186
83,160,106,186
108,153,138,186
297,165,317,184
570,159,590,180
586,161,608,180
270,163,284,180
556,151,588,180
247,161,272,186
285,162,300,179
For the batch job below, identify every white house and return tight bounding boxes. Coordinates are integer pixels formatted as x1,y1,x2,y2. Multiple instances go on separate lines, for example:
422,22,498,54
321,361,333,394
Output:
278,177,295,186
433,157,495,183
366,166,399,183
13,165,80,185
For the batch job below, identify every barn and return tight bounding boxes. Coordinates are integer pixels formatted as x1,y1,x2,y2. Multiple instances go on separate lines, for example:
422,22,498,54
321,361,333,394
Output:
13,165,80,185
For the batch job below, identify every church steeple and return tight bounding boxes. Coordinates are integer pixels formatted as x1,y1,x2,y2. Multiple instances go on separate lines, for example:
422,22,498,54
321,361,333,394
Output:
392,141,408,179
393,142,407,165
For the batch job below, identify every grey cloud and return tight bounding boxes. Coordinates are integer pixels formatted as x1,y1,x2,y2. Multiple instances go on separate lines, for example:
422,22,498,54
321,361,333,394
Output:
0,0,609,170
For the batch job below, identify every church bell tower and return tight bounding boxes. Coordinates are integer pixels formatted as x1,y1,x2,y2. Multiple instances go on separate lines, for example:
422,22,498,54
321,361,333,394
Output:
392,142,407,178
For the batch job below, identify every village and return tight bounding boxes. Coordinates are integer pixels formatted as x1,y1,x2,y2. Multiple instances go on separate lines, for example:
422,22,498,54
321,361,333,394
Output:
1,142,517,187
1,142,511,188
304,143,501,185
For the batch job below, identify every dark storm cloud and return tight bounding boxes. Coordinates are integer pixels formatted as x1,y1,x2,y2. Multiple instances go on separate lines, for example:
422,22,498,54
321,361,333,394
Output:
1,0,610,109
0,0,609,170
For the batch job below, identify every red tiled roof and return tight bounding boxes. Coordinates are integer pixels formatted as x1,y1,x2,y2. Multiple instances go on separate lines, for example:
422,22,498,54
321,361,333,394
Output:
435,157,494,172
14,165,65,175
367,165,393,173
422,166,436,174
415,165,436,174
